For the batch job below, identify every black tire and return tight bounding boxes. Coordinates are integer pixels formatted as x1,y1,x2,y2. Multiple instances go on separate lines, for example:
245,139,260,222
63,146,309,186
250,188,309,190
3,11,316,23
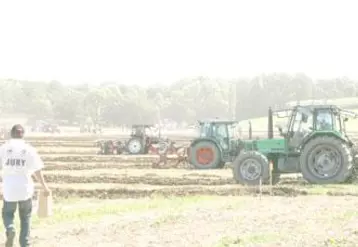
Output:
300,136,353,184
127,137,143,155
116,141,124,155
189,140,222,169
232,151,279,186
218,161,226,168
347,147,358,183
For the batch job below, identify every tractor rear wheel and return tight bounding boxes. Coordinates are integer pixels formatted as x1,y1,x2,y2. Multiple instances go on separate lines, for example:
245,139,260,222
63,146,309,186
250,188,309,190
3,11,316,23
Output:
127,137,143,155
189,140,222,169
232,151,279,186
300,136,353,184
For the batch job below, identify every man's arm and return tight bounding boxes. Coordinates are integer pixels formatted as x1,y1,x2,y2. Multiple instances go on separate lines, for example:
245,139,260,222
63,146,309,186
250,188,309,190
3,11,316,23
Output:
34,170,49,192
28,147,50,194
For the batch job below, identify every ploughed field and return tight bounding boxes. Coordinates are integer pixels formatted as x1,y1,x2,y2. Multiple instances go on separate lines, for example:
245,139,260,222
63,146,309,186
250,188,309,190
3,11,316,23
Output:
1,134,357,199
2,134,358,246
0,136,309,198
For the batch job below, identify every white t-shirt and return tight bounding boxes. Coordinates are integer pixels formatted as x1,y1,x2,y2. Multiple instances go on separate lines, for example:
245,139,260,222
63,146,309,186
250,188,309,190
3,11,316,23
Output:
0,139,44,201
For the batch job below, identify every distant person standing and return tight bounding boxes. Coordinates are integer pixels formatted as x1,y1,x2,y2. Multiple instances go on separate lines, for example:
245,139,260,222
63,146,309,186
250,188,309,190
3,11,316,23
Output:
0,124,50,247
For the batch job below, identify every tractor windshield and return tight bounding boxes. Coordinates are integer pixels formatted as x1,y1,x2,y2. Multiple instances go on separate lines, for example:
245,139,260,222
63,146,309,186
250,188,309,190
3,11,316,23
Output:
214,124,229,138
198,122,230,149
291,110,313,133
133,128,143,136
213,123,229,149
316,110,334,130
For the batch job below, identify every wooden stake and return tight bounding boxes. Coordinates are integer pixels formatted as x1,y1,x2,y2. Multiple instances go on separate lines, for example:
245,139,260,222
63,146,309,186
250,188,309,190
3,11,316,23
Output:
259,176,262,200
269,160,273,196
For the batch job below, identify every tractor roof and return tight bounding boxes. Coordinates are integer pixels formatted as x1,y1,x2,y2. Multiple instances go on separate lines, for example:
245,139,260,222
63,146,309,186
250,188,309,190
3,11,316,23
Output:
275,104,358,118
198,119,237,124
295,104,339,110
275,104,340,112
286,100,330,107
286,98,358,109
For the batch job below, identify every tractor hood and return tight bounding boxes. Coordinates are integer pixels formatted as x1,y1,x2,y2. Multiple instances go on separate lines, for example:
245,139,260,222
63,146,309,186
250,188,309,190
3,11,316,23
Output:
240,138,286,154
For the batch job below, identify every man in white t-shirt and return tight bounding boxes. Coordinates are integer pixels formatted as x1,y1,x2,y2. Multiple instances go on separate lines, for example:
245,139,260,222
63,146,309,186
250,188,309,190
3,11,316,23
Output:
0,124,50,247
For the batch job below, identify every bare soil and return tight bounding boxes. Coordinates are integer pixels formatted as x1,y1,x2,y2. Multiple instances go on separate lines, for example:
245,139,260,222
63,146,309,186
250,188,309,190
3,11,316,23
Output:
43,162,154,170
33,167,358,199
3,196,358,247
19,132,193,141
24,181,358,199
41,154,178,162
37,147,98,154
2,135,358,246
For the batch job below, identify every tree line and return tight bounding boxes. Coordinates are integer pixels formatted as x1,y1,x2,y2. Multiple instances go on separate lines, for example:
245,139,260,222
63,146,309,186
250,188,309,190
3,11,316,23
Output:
0,73,356,126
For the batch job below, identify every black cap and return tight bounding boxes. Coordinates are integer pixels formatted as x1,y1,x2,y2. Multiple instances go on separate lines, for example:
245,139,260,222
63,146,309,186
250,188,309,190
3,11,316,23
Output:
10,124,25,139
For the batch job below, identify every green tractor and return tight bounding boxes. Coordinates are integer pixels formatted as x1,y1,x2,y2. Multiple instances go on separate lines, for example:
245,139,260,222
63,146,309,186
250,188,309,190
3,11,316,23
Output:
188,119,241,169
233,104,358,185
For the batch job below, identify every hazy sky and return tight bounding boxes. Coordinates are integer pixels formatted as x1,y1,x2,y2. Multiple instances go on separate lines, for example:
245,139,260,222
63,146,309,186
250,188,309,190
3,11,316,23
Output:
0,0,357,85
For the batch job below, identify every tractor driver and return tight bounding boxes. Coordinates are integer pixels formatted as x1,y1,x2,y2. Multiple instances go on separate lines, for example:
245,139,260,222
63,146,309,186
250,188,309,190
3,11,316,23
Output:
317,112,332,130
300,112,313,134
289,111,312,147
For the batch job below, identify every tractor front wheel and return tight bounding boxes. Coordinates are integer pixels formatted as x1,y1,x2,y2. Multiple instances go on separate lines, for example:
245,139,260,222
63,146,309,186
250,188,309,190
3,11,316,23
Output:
233,151,279,186
300,136,353,184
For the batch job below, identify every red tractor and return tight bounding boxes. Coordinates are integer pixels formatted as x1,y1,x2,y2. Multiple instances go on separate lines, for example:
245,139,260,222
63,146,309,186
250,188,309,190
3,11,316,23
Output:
125,124,165,155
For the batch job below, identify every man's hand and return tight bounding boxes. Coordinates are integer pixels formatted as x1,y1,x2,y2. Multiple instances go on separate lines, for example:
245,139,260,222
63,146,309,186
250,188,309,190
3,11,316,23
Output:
34,170,50,196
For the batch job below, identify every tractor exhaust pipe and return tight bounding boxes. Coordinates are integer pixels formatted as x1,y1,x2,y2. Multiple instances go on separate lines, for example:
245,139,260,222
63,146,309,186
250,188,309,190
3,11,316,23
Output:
248,121,252,140
268,107,273,139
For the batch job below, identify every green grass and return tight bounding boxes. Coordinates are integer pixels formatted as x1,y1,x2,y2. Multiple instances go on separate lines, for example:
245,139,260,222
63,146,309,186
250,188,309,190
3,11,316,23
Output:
249,182,358,197
151,212,183,227
4,194,358,246
215,236,241,247
215,233,279,247
1,195,217,231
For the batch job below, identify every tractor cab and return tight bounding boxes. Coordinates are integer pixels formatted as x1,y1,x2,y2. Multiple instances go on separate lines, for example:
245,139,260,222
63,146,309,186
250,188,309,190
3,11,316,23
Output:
130,124,153,137
275,105,351,151
198,119,237,150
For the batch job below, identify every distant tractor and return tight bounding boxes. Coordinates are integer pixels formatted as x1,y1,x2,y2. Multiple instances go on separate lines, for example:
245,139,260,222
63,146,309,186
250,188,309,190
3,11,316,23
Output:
188,119,241,169
233,104,358,185
31,120,60,133
126,124,165,155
